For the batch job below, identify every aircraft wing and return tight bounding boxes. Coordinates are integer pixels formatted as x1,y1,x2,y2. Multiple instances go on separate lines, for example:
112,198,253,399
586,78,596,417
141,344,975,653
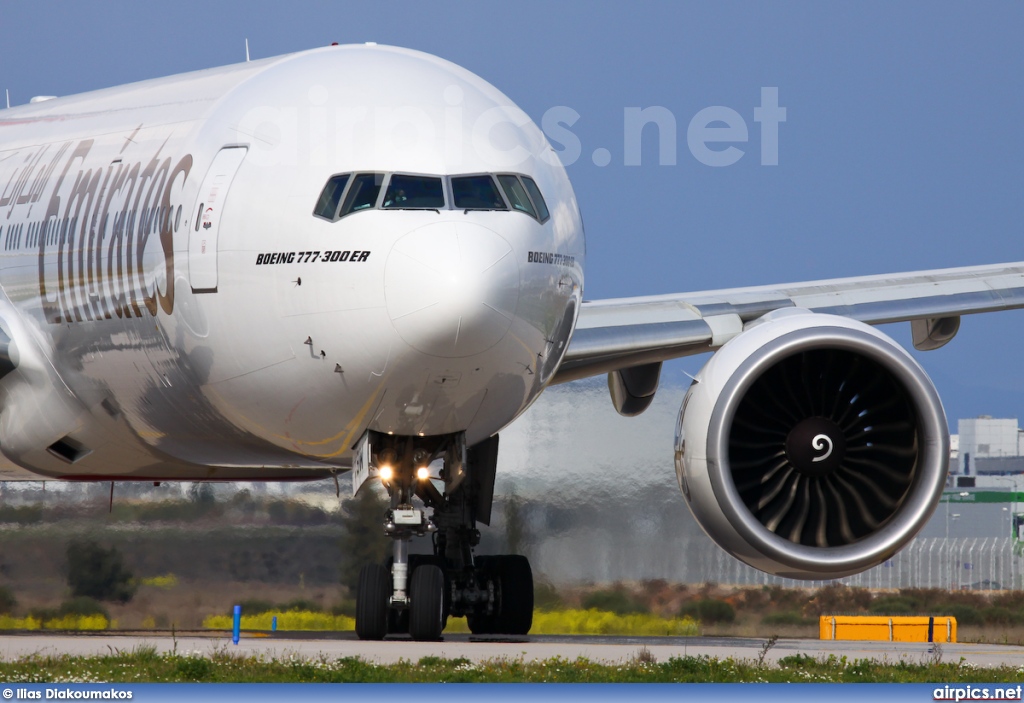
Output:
555,261,1024,384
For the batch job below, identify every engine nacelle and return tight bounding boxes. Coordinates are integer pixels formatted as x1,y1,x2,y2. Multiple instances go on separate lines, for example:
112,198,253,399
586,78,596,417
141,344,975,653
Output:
675,309,948,579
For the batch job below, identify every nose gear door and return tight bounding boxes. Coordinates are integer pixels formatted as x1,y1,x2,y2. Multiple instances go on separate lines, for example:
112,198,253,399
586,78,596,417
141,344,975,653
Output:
188,146,247,292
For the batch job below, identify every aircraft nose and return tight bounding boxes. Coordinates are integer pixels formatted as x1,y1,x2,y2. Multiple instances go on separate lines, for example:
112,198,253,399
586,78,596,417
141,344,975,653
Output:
385,221,520,358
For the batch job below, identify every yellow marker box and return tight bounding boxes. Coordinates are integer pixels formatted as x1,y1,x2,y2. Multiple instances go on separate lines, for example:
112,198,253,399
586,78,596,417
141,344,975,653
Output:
820,615,956,642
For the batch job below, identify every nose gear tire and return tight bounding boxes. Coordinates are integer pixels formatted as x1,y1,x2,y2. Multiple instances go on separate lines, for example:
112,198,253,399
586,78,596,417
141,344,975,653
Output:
409,564,446,641
355,563,390,641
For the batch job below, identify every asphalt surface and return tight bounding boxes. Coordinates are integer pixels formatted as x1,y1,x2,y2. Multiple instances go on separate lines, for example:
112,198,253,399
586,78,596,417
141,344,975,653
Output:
0,631,1021,667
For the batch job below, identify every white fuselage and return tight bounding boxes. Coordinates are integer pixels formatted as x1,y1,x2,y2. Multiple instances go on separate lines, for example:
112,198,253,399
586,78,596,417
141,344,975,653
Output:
0,45,585,480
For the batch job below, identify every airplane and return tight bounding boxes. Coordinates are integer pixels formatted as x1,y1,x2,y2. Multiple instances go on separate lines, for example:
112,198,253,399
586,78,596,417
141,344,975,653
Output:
0,42,1021,641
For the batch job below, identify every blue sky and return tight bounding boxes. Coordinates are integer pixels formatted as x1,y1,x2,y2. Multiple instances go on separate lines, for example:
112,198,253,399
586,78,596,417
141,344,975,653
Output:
2,1,1023,425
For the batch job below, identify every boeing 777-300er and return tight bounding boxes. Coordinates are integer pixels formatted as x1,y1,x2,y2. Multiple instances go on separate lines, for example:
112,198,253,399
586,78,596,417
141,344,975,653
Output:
0,43,1018,640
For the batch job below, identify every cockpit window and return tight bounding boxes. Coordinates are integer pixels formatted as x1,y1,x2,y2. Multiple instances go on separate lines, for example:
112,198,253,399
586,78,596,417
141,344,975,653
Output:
497,175,537,219
313,173,350,220
339,173,385,217
315,171,550,223
520,176,550,222
451,175,507,210
382,174,445,209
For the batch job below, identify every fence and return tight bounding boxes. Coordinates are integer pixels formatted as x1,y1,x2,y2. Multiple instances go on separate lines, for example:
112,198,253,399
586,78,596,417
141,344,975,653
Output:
696,537,1022,591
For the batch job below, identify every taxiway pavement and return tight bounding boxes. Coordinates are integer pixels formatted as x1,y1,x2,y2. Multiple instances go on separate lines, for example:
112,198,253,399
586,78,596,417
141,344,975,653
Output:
0,632,1020,668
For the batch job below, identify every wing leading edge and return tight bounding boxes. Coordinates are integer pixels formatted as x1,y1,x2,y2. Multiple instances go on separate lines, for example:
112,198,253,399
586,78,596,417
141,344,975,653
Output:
555,261,1024,384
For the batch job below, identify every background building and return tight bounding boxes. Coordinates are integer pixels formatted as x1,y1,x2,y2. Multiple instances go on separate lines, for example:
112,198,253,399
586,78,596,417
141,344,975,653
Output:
955,416,1024,476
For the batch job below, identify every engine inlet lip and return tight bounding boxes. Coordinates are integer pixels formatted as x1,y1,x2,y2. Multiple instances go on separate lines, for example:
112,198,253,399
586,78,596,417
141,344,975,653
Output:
706,323,949,578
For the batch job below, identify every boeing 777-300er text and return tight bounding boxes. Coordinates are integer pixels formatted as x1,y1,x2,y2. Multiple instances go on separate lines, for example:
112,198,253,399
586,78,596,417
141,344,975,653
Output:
0,44,1019,640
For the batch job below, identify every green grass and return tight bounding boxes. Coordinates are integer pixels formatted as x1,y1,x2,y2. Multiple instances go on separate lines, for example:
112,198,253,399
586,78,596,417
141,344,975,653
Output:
0,649,1019,683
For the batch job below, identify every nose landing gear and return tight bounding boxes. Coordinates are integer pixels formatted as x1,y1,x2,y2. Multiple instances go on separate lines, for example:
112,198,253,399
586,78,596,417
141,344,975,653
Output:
352,431,533,641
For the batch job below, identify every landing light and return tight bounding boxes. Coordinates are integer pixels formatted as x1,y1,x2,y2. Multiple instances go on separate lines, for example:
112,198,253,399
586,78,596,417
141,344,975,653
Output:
379,465,394,482
416,467,430,481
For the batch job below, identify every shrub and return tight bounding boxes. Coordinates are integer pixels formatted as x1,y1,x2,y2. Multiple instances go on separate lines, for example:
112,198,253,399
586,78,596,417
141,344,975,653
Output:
896,588,939,610
187,483,217,518
338,487,391,593
869,597,917,615
679,599,735,624
947,604,982,626
0,586,17,614
807,584,871,615
57,596,109,619
534,582,564,610
236,598,323,615
738,588,769,610
27,607,57,622
282,598,322,612
0,505,42,524
763,586,807,611
993,591,1024,611
66,539,136,603
266,500,329,525
981,606,1015,625
146,613,171,629
330,599,356,617
899,587,985,611
140,574,178,589
30,597,109,624
582,588,648,615
237,599,276,615
762,611,811,626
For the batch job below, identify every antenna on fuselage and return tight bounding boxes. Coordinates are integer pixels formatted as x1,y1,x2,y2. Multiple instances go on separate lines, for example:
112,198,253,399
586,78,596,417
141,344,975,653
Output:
245,38,250,62
4,90,8,109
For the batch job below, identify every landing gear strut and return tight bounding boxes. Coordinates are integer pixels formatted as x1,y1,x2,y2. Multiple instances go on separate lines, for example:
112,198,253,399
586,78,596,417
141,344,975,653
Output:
352,431,533,641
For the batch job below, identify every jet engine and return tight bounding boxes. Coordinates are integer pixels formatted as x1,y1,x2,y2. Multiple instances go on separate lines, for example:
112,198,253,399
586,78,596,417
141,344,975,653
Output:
675,309,948,579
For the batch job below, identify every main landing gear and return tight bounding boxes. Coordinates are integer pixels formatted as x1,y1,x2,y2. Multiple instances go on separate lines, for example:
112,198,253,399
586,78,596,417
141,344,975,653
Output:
353,431,534,641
